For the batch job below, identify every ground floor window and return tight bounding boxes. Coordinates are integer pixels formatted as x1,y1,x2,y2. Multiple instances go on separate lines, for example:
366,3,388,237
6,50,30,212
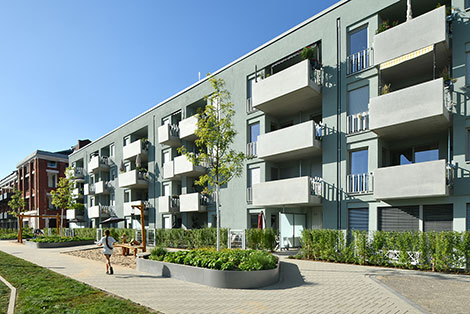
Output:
348,208,368,231
423,204,453,232
378,206,419,232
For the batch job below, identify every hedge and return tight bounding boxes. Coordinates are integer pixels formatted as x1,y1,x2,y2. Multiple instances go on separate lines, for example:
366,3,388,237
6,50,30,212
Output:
246,228,277,251
155,228,229,249
301,229,470,272
29,236,94,243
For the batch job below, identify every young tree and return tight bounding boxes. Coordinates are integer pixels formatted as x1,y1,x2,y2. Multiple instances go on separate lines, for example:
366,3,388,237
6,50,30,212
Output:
8,188,25,234
179,76,247,251
51,167,76,236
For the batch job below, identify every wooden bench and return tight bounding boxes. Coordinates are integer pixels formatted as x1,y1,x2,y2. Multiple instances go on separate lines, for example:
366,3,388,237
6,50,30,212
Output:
114,243,145,257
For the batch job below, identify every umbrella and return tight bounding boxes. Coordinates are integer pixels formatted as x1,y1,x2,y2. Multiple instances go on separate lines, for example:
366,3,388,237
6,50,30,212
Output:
136,153,142,168
119,159,125,172
257,212,264,229
406,0,412,21
101,217,126,224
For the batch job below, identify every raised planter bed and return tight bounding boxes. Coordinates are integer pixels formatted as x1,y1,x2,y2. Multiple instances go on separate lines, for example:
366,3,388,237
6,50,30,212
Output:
25,240,95,249
136,257,280,289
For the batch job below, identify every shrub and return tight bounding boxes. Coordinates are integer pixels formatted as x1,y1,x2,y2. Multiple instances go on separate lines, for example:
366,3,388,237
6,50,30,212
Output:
149,248,277,271
29,236,94,243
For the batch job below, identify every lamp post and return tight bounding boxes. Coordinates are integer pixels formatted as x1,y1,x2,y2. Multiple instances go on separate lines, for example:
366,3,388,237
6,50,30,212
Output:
131,202,146,252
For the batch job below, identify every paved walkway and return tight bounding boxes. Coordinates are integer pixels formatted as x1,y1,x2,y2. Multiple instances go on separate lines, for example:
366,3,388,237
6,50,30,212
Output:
0,241,425,313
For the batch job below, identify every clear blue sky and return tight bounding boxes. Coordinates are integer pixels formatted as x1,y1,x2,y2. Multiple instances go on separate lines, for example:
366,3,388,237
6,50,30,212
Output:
0,0,338,179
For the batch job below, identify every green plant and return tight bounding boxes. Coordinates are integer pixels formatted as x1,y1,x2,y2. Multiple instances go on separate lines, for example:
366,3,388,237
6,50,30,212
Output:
29,236,94,243
178,76,248,251
300,47,315,61
51,167,76,237
376,20,399,34
381,83,391,95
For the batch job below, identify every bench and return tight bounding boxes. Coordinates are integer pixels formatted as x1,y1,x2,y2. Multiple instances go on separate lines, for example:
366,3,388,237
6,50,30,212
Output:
114,243,145,257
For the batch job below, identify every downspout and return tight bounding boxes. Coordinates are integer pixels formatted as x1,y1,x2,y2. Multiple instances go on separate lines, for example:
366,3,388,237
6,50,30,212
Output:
336,18,342,230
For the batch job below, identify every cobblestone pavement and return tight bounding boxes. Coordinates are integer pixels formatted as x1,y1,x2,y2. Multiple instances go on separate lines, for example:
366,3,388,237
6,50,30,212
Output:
0,241,424,313
376,270,470,314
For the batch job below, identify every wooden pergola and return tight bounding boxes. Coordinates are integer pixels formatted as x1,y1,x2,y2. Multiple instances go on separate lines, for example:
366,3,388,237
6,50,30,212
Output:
17,213,61,243
131,203,146,252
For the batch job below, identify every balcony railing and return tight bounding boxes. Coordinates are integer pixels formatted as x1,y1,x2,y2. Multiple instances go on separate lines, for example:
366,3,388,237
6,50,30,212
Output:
346,48,373,75
246,142,257,157
246,187,253,204
158,123,181,147
347,112,369,134
246,98,258,114
310,176,323,196
347,173,373,194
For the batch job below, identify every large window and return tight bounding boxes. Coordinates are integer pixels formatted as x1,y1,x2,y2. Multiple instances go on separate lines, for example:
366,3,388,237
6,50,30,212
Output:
347,85,370,134
347,26,369,74
247,122,260,156
247,167,260,204
348,149,369,193
391,144,439,166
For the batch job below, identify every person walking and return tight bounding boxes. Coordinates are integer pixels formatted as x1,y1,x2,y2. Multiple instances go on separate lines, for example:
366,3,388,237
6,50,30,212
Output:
97,230,117,274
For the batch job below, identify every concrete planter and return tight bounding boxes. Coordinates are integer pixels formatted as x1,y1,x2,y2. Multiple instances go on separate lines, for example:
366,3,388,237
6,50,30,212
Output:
137,257,280,289
25,240,95,249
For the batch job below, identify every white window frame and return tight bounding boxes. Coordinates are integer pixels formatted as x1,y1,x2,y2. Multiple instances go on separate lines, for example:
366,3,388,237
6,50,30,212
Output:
47,161,57,168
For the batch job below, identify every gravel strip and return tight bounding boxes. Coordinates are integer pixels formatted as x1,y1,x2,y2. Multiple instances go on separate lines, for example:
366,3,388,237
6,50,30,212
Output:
64,247,136,268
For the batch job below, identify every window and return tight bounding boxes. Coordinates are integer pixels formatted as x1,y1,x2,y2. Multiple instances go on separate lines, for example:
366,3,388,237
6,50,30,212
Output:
350,149,368,175
124,190,130,203
162,183,170,196
123,136,131,147
110,144,115,157
47,196,55,210
391,144,439,166
247,167,260,204
249,123,260,143
47,174,57,188
348,149,369,193
47,161,57,168
90,196,94,207
162,150,171,166
347,85,370,134
348,208,369,231
378,206,419,231
467,0,470,10
347,26,369,74
423,204,453,232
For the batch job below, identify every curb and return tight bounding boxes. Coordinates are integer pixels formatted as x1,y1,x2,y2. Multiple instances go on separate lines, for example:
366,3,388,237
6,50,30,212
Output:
0,274,16,314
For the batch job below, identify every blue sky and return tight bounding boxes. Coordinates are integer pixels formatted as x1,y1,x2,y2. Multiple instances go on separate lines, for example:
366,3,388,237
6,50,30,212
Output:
0,0,338,179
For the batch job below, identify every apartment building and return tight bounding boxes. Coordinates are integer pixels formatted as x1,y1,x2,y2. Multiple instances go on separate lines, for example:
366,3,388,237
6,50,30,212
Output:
0,171,18,228
68,0,470,247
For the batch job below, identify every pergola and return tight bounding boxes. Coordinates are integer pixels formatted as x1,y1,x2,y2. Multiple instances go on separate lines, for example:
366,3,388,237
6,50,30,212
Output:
17,213,61,243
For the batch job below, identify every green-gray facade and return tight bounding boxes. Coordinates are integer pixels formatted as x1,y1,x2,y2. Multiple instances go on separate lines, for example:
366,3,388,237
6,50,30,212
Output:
68,0,470,246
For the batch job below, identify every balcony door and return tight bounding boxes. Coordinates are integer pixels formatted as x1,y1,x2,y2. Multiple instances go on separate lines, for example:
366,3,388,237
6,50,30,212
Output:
279,213,306,248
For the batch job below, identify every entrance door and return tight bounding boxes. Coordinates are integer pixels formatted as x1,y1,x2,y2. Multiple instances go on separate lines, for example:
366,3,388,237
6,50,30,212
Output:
279,213,306,248
163,215,171,229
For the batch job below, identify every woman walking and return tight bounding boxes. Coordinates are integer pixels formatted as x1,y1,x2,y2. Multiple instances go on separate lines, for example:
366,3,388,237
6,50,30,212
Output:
97,230,117,274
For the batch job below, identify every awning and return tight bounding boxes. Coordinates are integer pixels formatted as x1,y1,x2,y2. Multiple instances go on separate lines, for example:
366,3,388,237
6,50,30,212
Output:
379,44,434,70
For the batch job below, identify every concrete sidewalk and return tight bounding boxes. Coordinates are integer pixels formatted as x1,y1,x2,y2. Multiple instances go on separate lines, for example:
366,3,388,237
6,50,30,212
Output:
0,241,422,314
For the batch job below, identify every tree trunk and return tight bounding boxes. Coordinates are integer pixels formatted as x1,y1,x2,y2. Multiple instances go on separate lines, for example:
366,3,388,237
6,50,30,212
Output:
60,208,64,237
216,184,220,251
16,216,20,243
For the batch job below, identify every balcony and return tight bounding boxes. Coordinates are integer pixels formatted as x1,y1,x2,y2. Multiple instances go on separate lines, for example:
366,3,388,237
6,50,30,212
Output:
88,205,112,219
118,169,148,189
94,181,110,195
72,188,84,199
88,156,109,173
252,176,322,207
123,140,148,161
257,120,322,161
70,167,85,181
374,6,448,66
162,161,178,180
84,183,95,196
369,78,450,139
179,116,198,141
158,123,181,147
123,200,148,216
158,195,180,213
374,160,450,200
66,208,84,221
174,155,207,177
180,193,209,212
252,59,322,117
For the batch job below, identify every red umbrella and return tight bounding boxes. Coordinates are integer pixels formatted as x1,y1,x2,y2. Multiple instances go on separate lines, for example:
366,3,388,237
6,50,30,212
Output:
257,212,264,229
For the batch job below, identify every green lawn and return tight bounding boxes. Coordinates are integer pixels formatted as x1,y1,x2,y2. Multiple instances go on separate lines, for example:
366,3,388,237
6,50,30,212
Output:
0,279,9,314
0,251,156,314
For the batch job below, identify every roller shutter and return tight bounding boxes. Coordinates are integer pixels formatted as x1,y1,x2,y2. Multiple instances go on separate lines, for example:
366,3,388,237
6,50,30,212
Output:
423,204,453,232
348,208,369,231
378,206,419,231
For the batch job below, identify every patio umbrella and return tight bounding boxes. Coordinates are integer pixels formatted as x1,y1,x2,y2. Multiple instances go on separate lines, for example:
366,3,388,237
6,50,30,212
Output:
136,153,142,168
101,216,125,224
257,212,264,229
119,159,125,172
406,0,412,21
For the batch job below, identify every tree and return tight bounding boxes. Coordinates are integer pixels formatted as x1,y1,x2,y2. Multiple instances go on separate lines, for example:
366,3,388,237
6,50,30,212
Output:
51,167,76,236
179,76,247,251
8,188,25,233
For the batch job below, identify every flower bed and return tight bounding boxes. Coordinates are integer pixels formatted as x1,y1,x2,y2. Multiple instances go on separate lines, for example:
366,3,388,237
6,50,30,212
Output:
137,248,280,288
26,236,95,248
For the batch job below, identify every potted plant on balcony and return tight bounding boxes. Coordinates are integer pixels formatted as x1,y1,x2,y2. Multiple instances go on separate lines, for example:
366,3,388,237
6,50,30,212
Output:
141,137,149,150
441,66,457,87
381,83,391,95
136,167,149,180
376,19,399,34
300,46,322,70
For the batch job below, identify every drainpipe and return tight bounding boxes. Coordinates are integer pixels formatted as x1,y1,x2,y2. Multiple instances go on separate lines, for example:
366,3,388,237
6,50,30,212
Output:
336,18,342,230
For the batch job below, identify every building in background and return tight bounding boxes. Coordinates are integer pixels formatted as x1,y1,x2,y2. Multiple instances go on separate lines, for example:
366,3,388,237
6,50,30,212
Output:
68,0,470,248
0,171,18,228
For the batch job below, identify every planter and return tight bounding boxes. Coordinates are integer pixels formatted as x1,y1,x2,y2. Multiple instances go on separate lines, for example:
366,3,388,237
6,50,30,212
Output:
136,258,280,289
25,240,95,249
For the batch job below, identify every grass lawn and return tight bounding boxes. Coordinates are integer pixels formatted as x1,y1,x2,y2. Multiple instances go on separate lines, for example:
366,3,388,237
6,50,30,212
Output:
0,251,157,314
0,278,9,314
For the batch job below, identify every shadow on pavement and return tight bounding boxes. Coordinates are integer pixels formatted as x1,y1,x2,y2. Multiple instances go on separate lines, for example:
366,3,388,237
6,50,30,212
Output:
261,261,314,290
113,273,163,279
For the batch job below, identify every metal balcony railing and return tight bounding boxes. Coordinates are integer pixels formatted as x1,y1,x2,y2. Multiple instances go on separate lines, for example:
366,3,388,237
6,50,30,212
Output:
310,177,323,196
246,142,257,157
246,187,253,204
168,124,180,137
347,112,369,134
347,173,373,194
315,122,325,139
309,67,323,86
346,48,373,75
170,197,180,211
